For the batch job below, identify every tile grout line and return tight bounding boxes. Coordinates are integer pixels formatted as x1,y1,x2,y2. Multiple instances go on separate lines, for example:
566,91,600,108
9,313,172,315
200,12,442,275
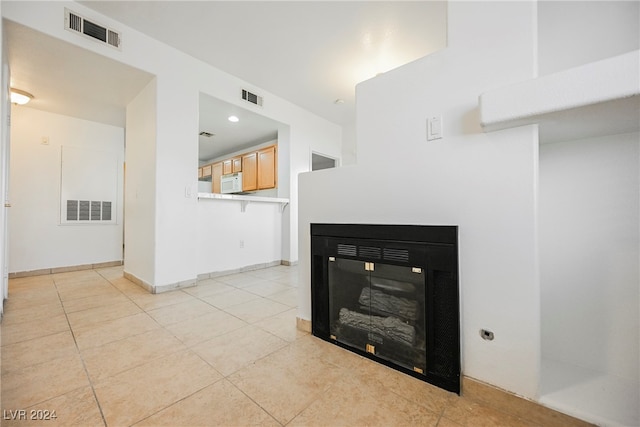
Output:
51,273,109,427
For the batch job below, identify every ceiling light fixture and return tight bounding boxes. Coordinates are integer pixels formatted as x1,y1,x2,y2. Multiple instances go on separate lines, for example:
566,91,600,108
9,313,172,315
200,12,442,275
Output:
10,88,34,105
228,115,239,122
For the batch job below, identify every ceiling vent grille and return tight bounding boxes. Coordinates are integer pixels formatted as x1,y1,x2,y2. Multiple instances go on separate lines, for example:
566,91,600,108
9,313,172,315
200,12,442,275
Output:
64,8,121,50
241,89,263,106
199,131,214,138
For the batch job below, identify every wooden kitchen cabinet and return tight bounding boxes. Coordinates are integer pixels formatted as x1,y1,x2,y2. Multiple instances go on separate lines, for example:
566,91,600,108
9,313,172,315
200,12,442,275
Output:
222,159,233,175
199,143,277,193
232,157,242,173
212,162,223,193
242,152,258,191
258,145,277,189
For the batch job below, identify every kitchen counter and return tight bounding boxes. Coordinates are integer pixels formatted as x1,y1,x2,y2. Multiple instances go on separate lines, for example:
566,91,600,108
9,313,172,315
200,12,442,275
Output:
197,192,289,212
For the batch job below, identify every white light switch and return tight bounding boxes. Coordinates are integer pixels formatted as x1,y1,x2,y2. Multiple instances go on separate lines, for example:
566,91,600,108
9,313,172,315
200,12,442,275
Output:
427,116,443,141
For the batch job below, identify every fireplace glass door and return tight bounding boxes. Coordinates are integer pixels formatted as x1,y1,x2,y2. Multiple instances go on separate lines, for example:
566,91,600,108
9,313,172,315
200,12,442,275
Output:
328,258,427,374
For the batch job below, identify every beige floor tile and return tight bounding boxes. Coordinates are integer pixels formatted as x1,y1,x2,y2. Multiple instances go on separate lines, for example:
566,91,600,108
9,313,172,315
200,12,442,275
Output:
266,287,298,307
182,279,235,298
460,377,591,427
0,301,65,326
94,349,222,426
200,288,261,309
349,356,457,416
216,273,266,288
1,354,90,410
243,280,291,297
1,331,78,374
72,312,160,350
1,386,104,427
51,270,102,285
61,292,131,313
66,300,142,329
437,417,464,427
442,398,540,427
224,297,290,324
247,265,295,279
285,335,366,372
53,276,107,291
96,266,124,280
56,282,122,302
3,288,61,310
289,374,441,427
82,328,187,382
227,340,345,424
8,275,55,288
191,325,288,376
134,379,279,427
108,276,149,295
146,298,220,326
1,314,70,346
165,310,248,347
129,290,196,311
8,281,57,298
253,308,308,342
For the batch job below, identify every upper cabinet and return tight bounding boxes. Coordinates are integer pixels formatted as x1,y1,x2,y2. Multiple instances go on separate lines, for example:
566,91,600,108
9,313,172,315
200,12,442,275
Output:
242,152,258,192
211,162,223,194
232,157,242,173
257,145,277,190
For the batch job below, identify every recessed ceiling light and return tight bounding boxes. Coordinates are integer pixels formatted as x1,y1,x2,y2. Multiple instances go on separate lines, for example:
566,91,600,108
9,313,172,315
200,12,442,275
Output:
228,115,239,122
10,88,33,105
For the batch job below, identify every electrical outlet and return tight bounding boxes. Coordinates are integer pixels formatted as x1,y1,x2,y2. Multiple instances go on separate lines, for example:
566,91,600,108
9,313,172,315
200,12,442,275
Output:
480,329,494,341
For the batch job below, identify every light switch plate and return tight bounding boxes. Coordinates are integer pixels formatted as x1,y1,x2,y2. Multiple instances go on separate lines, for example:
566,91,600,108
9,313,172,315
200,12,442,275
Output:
427,116,443,141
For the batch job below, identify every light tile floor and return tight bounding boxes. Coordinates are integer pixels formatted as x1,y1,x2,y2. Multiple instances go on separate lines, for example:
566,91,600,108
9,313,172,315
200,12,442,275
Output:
0,265,590,426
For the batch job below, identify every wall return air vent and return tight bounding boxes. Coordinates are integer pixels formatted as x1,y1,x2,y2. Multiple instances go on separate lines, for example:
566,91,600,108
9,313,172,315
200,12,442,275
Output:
65,8,121,49
241,89,263,107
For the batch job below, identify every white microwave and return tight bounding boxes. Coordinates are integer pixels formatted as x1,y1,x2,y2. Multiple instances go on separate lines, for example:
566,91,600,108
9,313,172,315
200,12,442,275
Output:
221,172,243,194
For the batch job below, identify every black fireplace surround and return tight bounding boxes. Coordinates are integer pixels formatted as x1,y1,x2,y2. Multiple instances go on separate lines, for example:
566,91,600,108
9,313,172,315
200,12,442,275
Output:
311,223,460,394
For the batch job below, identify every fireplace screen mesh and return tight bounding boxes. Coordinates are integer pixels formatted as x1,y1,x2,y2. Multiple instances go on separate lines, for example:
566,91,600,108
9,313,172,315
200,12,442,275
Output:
328,258,427,373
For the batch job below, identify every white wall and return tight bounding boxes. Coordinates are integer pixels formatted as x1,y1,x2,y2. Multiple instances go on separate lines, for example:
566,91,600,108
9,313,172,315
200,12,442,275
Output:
9,107,124,272
539,132,639,381
0,6,9,311
197,200,282,275
298,1,540,398
538,1,640,76
341,121,357,166
124,79,157,286
3,1,342,288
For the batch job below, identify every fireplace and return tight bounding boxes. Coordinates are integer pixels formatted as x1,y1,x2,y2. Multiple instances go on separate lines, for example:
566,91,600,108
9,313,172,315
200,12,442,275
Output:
311,224,460,394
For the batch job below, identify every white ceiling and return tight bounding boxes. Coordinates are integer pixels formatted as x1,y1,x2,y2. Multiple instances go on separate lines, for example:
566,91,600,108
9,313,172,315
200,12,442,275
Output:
79,1,447,126
5,1,447,160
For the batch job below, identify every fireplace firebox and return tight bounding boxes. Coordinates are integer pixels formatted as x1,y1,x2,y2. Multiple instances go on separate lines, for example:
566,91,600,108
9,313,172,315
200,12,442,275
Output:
311,224,460,394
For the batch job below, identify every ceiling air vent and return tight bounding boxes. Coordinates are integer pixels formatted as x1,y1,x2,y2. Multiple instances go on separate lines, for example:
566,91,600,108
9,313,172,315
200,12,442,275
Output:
199,131,214,138
241,89,263,106
65,8,121,50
